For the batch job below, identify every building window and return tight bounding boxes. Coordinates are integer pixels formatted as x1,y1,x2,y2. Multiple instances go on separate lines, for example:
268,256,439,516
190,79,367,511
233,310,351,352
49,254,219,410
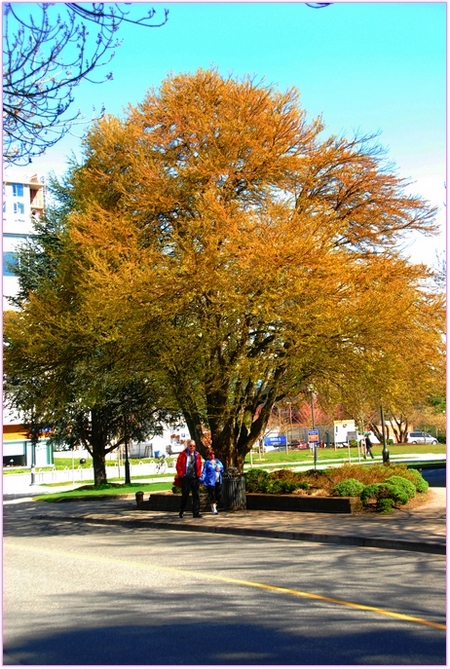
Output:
13,202,25,215
12,183,24,198
3,252,18,277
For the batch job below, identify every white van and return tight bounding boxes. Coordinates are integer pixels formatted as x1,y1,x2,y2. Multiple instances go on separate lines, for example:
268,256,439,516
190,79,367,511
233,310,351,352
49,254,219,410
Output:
406,431,438,445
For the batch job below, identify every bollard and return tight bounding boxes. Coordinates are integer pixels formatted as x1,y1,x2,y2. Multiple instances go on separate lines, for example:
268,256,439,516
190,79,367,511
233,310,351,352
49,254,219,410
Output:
135,491,144,508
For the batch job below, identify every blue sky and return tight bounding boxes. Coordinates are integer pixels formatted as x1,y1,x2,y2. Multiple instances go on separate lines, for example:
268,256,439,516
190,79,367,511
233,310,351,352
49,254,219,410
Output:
24,1,447,266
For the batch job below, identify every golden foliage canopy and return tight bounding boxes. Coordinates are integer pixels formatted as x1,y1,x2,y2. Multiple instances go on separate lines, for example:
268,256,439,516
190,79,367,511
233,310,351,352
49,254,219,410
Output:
6,69,445,468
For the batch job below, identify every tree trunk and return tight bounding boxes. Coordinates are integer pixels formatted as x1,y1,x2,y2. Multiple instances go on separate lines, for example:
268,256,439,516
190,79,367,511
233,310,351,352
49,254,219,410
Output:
92,452,107,485
91,408,108,485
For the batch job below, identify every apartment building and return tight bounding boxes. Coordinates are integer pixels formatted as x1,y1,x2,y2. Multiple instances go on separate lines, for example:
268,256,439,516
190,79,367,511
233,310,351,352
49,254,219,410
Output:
3,170,46,311
2,172,191,467
2,170,52,466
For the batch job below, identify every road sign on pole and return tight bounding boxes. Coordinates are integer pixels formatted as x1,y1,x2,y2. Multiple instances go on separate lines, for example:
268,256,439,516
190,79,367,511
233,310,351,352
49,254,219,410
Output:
308,429,319,446
308,429,319,469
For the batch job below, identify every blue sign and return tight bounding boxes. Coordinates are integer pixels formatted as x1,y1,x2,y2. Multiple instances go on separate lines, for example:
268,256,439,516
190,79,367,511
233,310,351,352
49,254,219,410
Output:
264,435,287,447
308,429,319,445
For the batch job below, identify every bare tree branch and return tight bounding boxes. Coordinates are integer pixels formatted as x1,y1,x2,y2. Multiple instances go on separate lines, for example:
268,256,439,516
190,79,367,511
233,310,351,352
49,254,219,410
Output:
3,2,168,165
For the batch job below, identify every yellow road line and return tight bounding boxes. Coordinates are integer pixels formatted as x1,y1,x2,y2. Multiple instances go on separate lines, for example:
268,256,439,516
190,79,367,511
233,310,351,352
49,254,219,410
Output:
7,542,446,631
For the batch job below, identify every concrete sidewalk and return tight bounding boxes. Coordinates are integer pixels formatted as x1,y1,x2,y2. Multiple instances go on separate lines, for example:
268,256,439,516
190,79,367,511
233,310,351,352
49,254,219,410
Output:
6,486,446,556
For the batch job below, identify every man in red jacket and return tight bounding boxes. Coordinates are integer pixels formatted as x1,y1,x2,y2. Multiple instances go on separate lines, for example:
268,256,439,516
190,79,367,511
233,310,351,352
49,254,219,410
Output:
176,440,203,518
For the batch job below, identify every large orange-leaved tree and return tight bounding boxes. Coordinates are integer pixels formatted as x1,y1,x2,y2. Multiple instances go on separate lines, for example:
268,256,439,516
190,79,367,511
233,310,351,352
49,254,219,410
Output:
6,69,445,471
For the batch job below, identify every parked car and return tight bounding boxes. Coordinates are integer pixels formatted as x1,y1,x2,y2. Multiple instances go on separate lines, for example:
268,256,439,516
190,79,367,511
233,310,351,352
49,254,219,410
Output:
288,440,309,450
406,431,438,445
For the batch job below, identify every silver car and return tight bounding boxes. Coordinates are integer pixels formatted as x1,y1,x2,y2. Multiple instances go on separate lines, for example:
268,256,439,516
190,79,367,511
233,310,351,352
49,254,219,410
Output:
406,431,438,444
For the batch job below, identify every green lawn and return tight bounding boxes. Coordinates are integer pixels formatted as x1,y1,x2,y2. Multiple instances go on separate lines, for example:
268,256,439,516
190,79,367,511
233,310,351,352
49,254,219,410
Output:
7,442,446,504
3,445,445,477
247,443,446,466
36,481,172,502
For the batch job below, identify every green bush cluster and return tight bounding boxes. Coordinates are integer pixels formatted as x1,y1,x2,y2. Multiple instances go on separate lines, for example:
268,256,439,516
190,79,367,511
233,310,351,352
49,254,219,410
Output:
384,475,416,499
402,468,429,493
245,468,270,492
265,479,298,494
244,468,310,494
331,478,365,497
360,474,420,513
244,466,430,514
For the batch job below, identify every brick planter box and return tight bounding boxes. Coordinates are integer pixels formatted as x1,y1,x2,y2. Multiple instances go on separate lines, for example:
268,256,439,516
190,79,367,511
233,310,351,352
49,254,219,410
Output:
138,491,361,514
245,492,361,513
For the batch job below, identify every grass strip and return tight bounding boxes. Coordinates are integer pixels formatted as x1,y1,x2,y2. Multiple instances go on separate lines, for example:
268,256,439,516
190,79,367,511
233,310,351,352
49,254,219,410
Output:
36,481,172,502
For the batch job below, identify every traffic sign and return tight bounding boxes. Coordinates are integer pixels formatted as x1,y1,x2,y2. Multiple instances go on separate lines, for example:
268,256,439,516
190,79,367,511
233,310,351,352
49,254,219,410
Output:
308,429,319,446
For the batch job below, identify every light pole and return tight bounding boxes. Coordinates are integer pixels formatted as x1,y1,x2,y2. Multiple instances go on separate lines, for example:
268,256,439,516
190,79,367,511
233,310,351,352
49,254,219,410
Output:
310,390,316,430
380,405,389,464
287,401,292,453
124,415,131,485
309,387,318,469
30,441,36,485
28,418,39,486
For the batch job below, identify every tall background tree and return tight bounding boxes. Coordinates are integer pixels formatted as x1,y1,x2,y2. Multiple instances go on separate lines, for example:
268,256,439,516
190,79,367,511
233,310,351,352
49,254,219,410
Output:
3,178,179,484
4,69,445,472
3,2,168,165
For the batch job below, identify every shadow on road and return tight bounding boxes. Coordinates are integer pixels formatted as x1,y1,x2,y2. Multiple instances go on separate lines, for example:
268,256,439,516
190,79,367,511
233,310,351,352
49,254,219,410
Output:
4,618,445,665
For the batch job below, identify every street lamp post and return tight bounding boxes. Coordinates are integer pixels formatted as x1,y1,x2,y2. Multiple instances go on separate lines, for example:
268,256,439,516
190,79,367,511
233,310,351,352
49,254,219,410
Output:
29,419,38,486
287,401,292,454
310,389,318,469
30,443,36,485
124,415,131,485
380,405,390,464
124,440,131,484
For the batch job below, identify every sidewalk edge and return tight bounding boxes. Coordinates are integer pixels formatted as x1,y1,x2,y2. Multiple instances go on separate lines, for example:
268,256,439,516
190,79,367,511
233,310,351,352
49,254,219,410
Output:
31,512,446,555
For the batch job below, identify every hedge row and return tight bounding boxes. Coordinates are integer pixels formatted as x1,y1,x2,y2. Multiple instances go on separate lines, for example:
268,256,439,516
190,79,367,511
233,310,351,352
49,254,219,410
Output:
244,464,429,513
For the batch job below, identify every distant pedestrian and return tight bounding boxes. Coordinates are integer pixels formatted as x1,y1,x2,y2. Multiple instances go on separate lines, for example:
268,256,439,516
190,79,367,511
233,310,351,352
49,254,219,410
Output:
176,440,203,518
200,449,224,514
365,434,374,459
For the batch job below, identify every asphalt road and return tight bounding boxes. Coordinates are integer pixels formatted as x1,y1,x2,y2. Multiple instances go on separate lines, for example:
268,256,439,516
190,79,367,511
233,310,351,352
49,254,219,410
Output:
421,467,446,488
3,504,446,665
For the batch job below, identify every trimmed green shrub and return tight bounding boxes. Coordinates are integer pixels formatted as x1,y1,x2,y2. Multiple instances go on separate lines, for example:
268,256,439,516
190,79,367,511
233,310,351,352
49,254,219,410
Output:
361,482,409,509
384,475,416,500
265,479,298,494
403,468,429,493
332,478,365,497
245,468,270,492
245,468,310,494
360,483,380,506
378,483,409,506
378,498,394,513
415,478,429,493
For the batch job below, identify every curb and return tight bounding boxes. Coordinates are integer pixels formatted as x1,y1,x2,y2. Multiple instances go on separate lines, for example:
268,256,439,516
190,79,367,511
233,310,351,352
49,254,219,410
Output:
30,512,446,555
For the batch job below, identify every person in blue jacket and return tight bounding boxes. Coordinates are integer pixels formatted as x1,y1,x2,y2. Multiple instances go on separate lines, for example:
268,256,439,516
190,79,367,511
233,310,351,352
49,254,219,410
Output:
200,448,224,514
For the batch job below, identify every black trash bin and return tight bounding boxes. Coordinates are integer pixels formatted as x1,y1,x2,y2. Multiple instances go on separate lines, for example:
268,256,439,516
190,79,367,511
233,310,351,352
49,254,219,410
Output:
222,467,246,511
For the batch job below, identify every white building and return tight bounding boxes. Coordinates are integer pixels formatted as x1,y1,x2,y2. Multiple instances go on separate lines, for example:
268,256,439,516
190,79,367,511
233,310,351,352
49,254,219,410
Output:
2,171,194,466
3,170,46,311
3,170,50,465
